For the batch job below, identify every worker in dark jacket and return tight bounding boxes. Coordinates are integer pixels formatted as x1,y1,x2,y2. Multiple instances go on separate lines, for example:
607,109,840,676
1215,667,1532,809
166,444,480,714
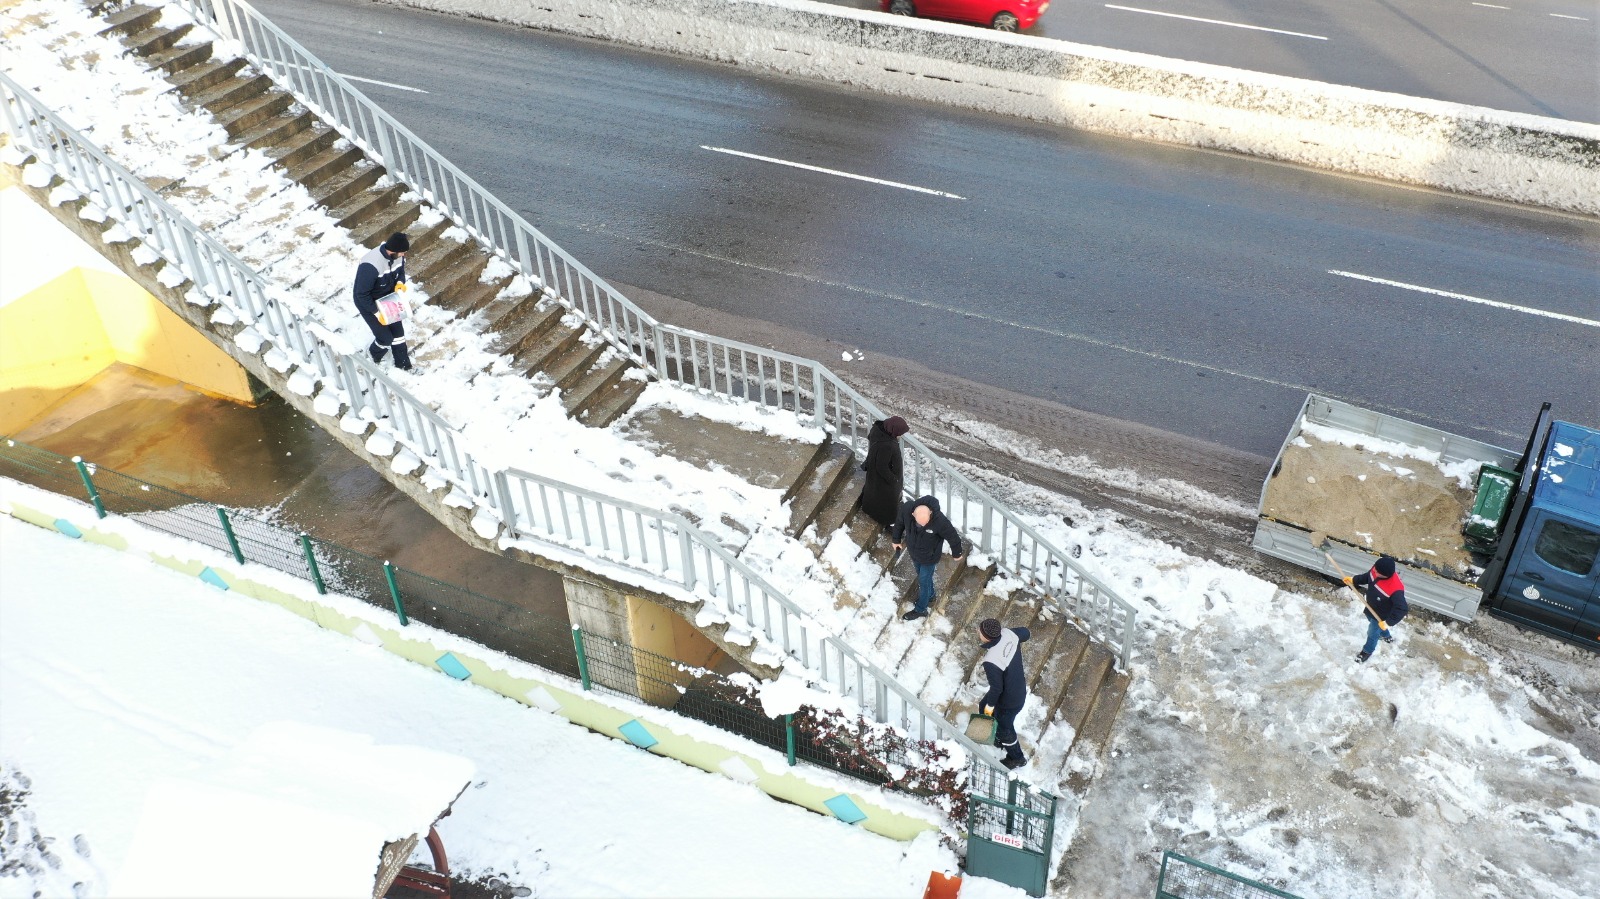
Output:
978,617,1031,770
890,495,963,621
353,232,412,371
858,416,909,529
1346,555,1408,663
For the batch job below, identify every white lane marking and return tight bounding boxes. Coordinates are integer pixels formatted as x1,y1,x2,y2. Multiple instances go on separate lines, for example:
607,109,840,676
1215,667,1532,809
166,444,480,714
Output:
339,73,428,93
1329,271,1600,328
1103,5,1329,39
280,62,428,93
1471,3,1510,8
700,146,966,199
1550,13,1589,20
562,218,1520,438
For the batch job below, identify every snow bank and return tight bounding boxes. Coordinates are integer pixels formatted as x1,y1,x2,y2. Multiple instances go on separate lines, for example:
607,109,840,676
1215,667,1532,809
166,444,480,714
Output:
391,0,1600,214
111,723,473,898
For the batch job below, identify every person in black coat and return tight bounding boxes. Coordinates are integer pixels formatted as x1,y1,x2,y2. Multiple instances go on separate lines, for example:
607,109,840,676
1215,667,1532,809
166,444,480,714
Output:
353,232,412,371
978,617,1031,769
859,416,909,528
1346,555,1408,663
889,495,963,621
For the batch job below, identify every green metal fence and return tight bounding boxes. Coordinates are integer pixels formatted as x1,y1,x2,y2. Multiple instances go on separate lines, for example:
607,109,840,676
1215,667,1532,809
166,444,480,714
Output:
1156,852,1304,899
0,436,987,818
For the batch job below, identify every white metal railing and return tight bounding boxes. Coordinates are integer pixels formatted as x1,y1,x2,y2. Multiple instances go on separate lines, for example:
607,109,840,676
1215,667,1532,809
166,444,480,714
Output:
0,69,994,766
173,0,1138,668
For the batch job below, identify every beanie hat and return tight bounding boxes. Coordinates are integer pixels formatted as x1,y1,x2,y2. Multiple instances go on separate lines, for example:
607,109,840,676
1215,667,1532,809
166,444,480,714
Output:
979,618,1002,642
883,416,910,437
382,232,410,254
1374,556,1397,578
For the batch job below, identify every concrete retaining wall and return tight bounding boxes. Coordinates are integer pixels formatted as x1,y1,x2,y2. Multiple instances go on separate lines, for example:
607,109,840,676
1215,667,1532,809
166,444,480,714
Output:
387,0,1600,215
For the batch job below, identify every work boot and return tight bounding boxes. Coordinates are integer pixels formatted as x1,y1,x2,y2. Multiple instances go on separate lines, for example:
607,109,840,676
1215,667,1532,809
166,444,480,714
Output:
369,342,387,364
1002,756,1026,770
391,339,412,371
1355,651,1371,663
901,609,927,621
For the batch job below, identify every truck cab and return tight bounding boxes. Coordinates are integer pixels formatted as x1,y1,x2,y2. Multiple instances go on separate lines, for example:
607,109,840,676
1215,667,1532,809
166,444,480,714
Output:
1482,418,1600,650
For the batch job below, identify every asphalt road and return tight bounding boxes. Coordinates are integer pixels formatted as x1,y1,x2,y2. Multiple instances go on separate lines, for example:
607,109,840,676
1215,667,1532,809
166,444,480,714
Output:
251,0,1599,462
830,0,1599,120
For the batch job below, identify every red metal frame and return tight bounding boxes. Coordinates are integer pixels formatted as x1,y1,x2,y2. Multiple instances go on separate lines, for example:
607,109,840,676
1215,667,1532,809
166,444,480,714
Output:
391,826,451,898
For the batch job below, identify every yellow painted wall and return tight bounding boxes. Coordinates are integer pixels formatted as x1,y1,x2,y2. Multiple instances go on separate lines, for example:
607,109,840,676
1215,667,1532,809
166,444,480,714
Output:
0,270,116,431
0,265,255,433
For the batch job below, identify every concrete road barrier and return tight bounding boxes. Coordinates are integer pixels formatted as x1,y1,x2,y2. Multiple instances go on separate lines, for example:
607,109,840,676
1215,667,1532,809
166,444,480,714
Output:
386,0,1599,214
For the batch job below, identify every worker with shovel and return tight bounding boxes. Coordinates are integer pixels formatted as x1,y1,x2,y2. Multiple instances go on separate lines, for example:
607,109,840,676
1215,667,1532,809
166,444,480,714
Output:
1346,555,1409,663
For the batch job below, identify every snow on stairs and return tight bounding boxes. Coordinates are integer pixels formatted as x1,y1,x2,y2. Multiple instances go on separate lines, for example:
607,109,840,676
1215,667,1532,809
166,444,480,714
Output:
97,3,647,427
784,438,1131,776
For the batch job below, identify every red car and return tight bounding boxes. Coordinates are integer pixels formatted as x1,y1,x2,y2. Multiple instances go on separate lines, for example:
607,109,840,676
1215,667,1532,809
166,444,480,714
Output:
882,0,1047,32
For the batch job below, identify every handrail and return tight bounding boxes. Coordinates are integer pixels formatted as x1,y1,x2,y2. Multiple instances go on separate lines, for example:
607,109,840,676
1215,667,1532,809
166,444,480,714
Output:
172,0,1138,668
0,68,997,770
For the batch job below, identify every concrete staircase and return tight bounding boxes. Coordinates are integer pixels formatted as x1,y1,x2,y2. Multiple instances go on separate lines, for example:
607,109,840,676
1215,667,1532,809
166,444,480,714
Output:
785,438,1130,772
83,0,1128,776
100,2,647,427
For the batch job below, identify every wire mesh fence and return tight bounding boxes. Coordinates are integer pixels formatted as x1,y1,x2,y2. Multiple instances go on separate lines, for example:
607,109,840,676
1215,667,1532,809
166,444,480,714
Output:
1155,852,1304,899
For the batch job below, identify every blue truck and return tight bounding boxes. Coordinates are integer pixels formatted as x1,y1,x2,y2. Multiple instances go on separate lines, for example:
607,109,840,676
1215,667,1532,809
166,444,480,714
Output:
1252,395,1599,652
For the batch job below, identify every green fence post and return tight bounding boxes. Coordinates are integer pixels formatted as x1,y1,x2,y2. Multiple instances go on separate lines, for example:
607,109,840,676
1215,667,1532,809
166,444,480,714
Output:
785,714,797,766
299,534,326,595
216,507,245,564
72,457,105,519
571,625,591,690
383,561,408,625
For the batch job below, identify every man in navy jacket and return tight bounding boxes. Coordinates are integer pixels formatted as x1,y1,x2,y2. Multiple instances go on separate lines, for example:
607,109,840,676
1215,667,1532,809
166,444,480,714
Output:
979,617,1031,770
353,232,412,371
1346,555,1408,663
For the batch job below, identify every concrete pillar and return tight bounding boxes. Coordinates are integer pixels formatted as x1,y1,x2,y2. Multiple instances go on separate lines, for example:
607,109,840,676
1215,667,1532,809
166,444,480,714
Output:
563,577,734,708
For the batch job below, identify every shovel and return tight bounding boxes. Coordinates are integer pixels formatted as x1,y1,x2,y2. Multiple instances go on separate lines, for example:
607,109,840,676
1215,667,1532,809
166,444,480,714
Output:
1317,537,1389,636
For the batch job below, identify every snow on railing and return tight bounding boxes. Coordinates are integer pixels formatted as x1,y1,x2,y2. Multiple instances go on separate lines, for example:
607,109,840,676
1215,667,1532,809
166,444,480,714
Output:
175,0,1137,668
0,68,997,770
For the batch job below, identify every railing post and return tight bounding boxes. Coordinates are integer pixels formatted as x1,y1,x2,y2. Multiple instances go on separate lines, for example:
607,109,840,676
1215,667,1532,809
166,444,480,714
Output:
981,504,995,554
678,527,696,589
299,533,327,595
216,507,245,564
383,561,408,625
71,456,105,519
571,625,591,690
785,714,797,766
652,327,668,379
812,367,825,428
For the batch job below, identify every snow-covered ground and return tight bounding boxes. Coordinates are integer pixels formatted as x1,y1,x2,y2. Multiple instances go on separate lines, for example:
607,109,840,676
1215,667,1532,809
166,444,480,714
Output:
0,511,982,899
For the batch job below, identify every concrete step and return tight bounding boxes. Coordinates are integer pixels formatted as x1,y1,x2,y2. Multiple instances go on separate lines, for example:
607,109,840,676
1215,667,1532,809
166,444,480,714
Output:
214,90,293,138
422,255,491,312
194,72,275,116
785,442,856,538
231,107,313,153
262,123,338,170
125,23,192,58
99,3,160,37
565,355,632,419
446,270,516,318
1073,668,1129,758
1047,641,1114,741
813,492,861,550
487,298,565,357
574,374,648,428
409,236,474,282
1029,623,1088,706
544,335,609,391
351,200,424,250
169,57,247,96
309,164,383,215
144,38,211,74
513,321,584,375
332,184,406,232
286,143,364,192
